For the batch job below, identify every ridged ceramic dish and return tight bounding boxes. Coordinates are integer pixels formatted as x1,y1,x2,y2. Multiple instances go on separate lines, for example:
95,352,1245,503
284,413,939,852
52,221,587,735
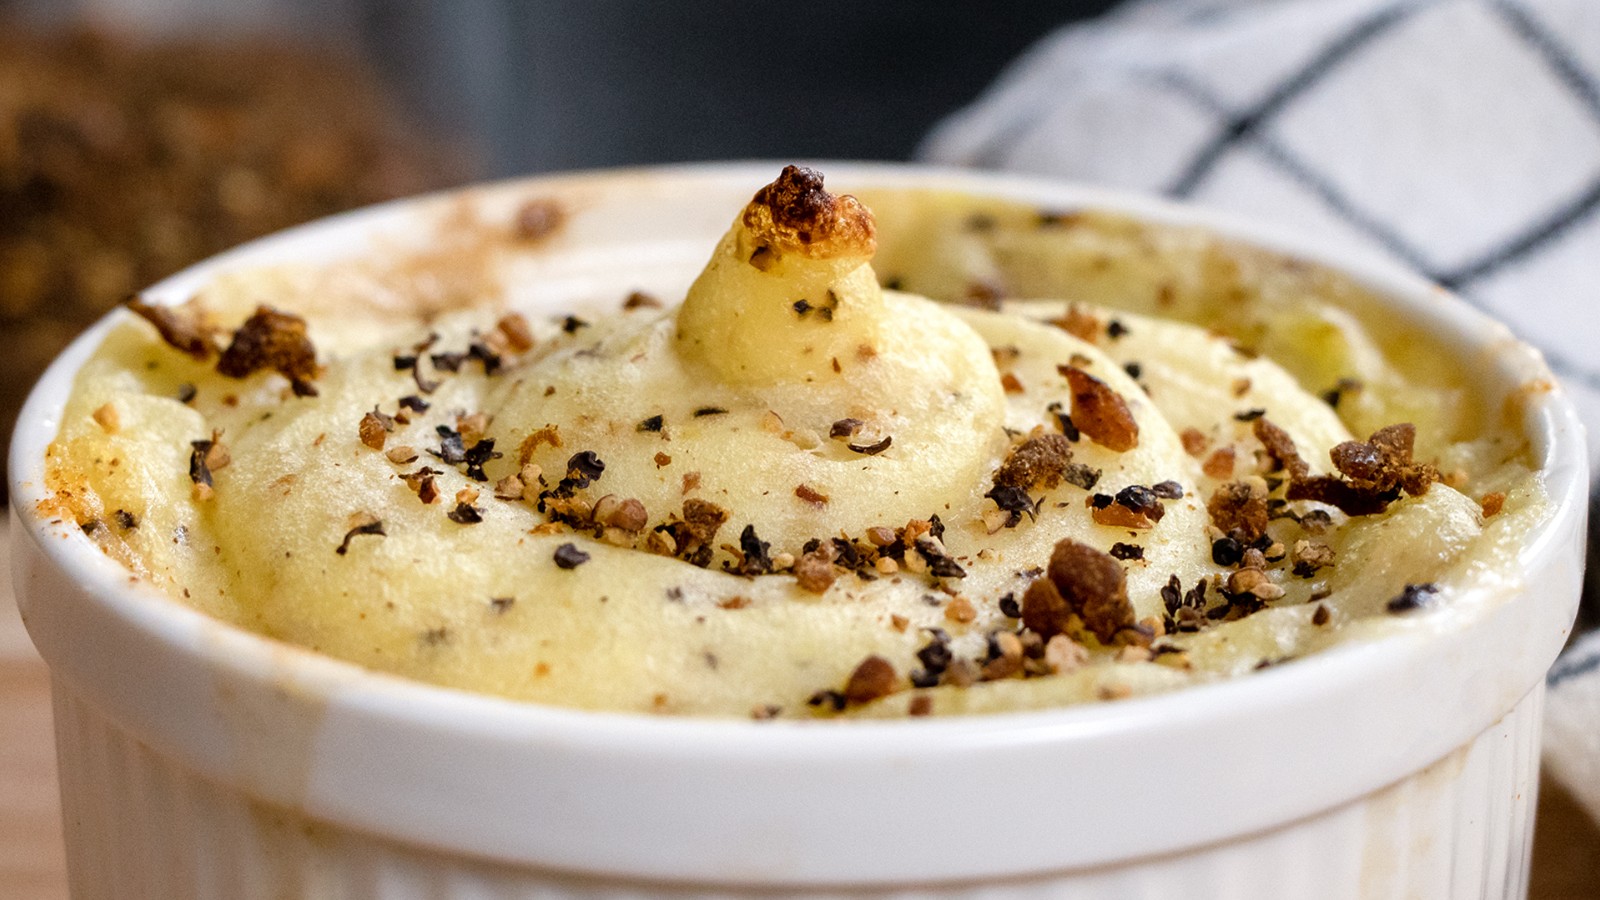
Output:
10,163,1586,899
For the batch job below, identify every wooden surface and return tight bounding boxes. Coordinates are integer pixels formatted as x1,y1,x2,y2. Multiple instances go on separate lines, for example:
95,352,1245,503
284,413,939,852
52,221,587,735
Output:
1,520,1594,898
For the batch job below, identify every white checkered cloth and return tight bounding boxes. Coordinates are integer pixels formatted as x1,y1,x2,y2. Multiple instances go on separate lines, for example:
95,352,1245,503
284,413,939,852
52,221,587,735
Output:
923,0,1600,823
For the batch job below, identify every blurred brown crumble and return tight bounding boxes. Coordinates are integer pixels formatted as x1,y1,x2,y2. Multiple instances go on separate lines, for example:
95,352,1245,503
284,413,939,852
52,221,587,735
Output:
0,25,468,491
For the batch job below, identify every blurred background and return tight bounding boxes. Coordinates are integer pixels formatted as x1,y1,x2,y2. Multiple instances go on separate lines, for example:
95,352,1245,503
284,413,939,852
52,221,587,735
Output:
0,0,1120,472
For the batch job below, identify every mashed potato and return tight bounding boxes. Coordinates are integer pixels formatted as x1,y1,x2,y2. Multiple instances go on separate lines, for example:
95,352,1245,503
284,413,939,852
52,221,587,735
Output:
42,167,1545,718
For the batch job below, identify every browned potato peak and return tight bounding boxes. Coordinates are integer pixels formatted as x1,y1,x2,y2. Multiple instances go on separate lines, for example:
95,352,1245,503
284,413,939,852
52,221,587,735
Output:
741,165,876,259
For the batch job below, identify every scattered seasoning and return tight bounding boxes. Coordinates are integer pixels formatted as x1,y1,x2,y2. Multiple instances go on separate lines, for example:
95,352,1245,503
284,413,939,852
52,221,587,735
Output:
1253,417,1309,479
1180,427,1208,456
998,592,1022,618
681,471,702,494
1123,362,1142,380
914,537,966,579
1107,319,1128,339
807,690,848,712
792,298,812,316
1287,423,1438,516
717,596,752,610
519,425,563,460
1386,582,1439,613
992,430,1074,494
694,406,728,418
1233,408,1266,422
125,296,215,359
662,498,730,567
1203,446,1236,479
401,467,442,504
514,198,565,241
1208,479,1270,542
1046,402,1081,441
187,432,230,498
1091,484,1166,529
1063,463,1101,490
430,350,466,373
1291,540,1335,578
847,435,892,456
1059,365,1139,451
490,597,516,614
637,414,664,433
447,497,483,524
1109,542,1144,561
795,483,829,507
215,305,321,396
176,383,198,404
624,291,663,310
112,509,137,530
1481,492,1506,518
431,424,466,465
1212,536,1245,567
944,596,977,624
495,314,535,353
335,517,386,555
359,410,393,450
393,354,417,371
410,361,440,394
1311,603,1331,627
654,451,672,468
908,695,933,717
1160,574,1211,634
843,656,898,704
561,315,589,334
726,524,774,576
1150,481,1184,500
794,542,838,593
466,339,503,375
462,439,502,482
553,542,590,569
963,280,1003,310
1051,304,1101,342
91,403,120,433
829,418,864,439
1321,377,1363,408
1000,372,1025,394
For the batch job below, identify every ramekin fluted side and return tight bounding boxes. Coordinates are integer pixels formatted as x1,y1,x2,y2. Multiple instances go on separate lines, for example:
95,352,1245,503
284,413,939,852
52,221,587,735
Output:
51,681,1543,900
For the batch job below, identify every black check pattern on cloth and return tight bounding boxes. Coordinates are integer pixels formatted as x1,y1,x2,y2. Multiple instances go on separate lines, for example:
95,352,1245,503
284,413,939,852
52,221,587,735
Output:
1148,0,1600,395
1162,0,1600,301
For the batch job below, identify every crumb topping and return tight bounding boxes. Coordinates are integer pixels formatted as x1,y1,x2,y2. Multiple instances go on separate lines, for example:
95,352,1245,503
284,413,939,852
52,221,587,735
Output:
215,305,321,397
1022,538,1135,643
125,296,214,360
1058,365,1139,451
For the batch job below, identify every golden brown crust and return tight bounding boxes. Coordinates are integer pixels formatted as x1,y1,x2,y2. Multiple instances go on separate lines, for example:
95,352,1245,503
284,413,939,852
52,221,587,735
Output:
1059,365,1139,452
125,296,216,360
1208,479,1269,541
993,430,1075,492
1023,538,1134,643
215,305,321,396
741,165,876,260
1253,416,1309,479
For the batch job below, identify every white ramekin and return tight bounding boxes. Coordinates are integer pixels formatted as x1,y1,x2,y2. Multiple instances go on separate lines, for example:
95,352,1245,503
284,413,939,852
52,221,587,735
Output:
9,163,1587,899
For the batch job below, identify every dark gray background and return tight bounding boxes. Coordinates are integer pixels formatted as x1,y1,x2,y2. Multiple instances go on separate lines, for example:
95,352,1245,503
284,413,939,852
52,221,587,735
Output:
6,0,1124,176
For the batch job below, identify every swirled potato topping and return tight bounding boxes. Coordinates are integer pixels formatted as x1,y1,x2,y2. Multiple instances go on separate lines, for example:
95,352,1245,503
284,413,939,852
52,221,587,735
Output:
43,166,1546,718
